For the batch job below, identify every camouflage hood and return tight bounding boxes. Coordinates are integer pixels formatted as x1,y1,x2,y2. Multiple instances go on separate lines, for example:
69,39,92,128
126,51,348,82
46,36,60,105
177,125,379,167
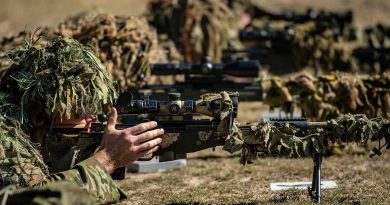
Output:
0,37,117,126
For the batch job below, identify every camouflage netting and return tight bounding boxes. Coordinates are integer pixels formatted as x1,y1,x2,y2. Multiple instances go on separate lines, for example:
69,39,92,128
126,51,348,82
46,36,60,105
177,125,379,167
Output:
224,114,390,164
0,37,117,126
0,115,48,187
55,14,159,91
262,72,390,121
147,0,240,63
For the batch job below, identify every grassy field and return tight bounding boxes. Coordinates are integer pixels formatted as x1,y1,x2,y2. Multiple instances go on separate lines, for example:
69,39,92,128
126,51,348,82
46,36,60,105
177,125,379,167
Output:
119,149,390,205
1,0,390,204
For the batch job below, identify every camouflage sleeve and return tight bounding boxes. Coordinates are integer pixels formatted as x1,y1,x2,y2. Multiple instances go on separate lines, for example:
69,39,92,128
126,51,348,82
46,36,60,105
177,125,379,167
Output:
45,157,127,204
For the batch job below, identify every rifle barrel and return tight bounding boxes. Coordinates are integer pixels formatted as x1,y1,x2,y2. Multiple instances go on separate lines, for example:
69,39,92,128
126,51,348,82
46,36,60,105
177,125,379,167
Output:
151,60,260,78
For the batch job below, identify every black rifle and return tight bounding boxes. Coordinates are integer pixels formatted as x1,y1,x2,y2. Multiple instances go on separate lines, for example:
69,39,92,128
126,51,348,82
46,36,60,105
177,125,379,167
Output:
140,58,263,101
235,25,297,74
250,7,353,35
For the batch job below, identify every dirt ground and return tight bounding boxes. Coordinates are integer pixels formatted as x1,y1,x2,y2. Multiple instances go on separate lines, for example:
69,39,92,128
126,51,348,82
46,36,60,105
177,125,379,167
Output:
1,0,390,204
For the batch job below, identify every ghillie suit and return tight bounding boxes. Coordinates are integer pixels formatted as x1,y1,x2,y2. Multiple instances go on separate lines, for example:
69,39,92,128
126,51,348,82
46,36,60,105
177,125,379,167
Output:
54,14,159,92
354,24,390,74
365,24,390,49
292,22,357,73
365,72,390,119
147,0,239,63
262,77,294,115
0,13,165,92
0,37,124,204
263,72,390,121
242,2,358,74
1,37,117,124
0,29,52,80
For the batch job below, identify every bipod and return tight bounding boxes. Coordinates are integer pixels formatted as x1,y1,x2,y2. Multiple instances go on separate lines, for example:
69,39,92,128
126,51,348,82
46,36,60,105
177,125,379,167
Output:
308,153,322,203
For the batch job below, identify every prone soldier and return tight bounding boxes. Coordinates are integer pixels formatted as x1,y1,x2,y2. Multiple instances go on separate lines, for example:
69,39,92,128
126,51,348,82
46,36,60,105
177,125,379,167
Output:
0,37,164,204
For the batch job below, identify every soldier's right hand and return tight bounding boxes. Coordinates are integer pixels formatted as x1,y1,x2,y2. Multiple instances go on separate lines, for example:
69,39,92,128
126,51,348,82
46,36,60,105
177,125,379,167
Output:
93,108,164,174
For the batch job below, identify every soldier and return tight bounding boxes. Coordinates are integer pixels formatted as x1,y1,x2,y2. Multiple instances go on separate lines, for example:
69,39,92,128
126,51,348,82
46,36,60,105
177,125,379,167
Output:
147,0,239,64
0,37,164,204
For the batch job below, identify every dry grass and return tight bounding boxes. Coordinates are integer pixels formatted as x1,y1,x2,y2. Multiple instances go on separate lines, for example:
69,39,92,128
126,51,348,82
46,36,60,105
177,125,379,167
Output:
118,149,390,205
1,1,390,204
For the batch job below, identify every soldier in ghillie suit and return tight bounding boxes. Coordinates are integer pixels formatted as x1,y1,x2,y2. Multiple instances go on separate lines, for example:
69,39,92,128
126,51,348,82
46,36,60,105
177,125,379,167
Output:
55,13,161,92
0,37,164,204
147,0,240,63
262,72,390,121
0,13,178,92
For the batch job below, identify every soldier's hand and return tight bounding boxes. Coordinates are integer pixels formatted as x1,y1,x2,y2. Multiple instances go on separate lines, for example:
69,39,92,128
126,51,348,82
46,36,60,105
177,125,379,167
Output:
94,108,164,174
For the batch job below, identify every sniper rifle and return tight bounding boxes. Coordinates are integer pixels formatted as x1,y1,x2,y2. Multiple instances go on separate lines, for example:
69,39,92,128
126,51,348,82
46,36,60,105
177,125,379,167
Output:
140,58,263,101
53,92,390,203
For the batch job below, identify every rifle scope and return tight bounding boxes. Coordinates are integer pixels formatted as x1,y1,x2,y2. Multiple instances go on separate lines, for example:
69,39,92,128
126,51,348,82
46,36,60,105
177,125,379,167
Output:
252,7,353,24
151,59,260,78
114,92,238,118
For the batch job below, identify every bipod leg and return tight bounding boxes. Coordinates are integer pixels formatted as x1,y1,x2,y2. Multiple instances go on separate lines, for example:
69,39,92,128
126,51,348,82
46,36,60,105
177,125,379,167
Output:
308,153,322,203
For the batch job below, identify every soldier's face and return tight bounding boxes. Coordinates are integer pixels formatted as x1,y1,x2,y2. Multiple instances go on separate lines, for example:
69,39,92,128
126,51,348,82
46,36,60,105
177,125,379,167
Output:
53,114,96,129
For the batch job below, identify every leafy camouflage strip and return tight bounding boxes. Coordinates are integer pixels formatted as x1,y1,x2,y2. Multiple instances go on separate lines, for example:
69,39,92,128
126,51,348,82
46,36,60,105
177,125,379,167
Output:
225,114,390,164
262,72,390,120
0,116,48,188
0,29,51,80
148,0,239,63
0,37,117,125
197,91,242,153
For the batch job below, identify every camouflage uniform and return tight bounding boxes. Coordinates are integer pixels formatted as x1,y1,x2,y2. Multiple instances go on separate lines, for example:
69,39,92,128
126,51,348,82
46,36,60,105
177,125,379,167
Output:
147,0,239,63
263,72,390,121
0,37,125,204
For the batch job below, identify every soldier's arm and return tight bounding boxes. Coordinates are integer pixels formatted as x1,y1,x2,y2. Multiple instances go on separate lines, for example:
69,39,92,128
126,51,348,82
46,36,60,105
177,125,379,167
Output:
45,108,164,203
45,157,126,204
